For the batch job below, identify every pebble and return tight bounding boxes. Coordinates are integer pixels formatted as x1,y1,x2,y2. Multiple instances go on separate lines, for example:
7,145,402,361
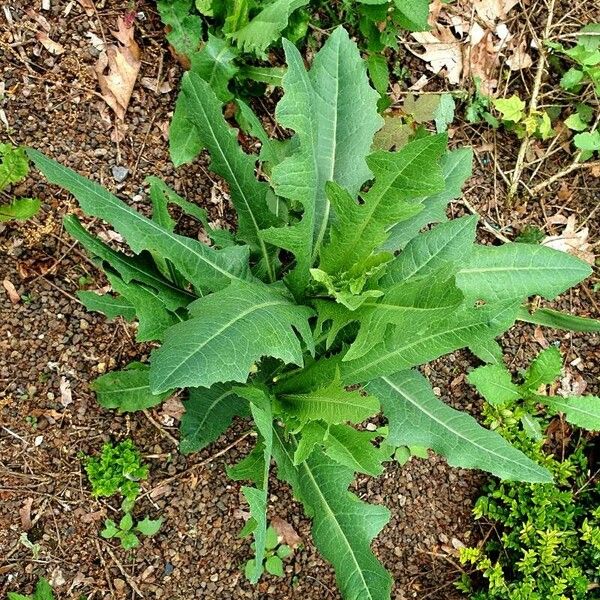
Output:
111,165,129,182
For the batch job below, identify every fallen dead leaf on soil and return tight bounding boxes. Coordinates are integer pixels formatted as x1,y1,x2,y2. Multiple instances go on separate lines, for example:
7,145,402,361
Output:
36,32,65,55
76,0,95,16
474,0,519,25
271,516,302,548
542,214,595,265
95,16,141,120
59,376,73,407
3,279,20,303
162,396,185,420
20,497,34,530
533,326,550,349
506,39,533,70
410,28,463,84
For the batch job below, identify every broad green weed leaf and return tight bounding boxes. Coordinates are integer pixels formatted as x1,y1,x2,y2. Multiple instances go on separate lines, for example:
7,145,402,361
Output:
136,517,162,536
383,148,473,250
156,0,201,59
547,395,600,430
574,131,600,151
180,384,249,453
522,346,562,391
77,291,136,321
392,0,430,31
342,301,519,384
319,134,448,276
276,373,379,425
0,198,41,222
272,429,392,600
383,215,478,285
106,272,181,342
231,0,309,55
150,280,314,393
261,28,382,294
190,34,238,102
367,370,551,483
228,435,266,483
456,243,592,302
64,216,193,312
467,364,522,405
171,72,280,279
28,149,250,293
92,363,172,412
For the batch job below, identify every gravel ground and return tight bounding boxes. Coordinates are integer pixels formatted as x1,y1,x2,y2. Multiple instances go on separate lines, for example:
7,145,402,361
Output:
1,1,599,599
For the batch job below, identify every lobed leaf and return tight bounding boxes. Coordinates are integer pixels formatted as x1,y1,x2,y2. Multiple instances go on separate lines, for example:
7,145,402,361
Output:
467,364,522,406
366,370,551,483
547,395,600,431
149,280,314,393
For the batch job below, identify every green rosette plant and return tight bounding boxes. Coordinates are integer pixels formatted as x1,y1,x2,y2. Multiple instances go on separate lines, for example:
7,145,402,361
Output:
28,27,600,600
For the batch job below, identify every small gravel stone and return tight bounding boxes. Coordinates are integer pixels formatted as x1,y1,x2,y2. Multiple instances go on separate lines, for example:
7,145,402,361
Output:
111,165,129,182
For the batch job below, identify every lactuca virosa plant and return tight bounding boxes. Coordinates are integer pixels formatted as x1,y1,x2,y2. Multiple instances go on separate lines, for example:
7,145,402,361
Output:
28,26,600,600
458,348,600,599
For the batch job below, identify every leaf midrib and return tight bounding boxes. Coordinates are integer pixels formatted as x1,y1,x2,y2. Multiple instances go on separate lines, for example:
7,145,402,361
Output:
380,375,543,477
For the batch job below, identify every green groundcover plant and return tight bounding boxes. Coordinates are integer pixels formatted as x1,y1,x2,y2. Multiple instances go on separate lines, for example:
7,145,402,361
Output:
28,26,600,600
458,349,600,599
0,144,41,222
156,0,430,115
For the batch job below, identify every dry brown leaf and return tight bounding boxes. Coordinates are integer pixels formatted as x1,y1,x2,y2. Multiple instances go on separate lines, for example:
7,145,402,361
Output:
95,16,141,120
410,28,463,84
37,32,65,55
20,497,34,530
533,326,549,349
506,39,533,70
59,376,73,407
474,0,519,25
162,396,185,420
591,163,600,178
76,0,95,16
3,279,20,304
271,516,302,549
542,214,595,265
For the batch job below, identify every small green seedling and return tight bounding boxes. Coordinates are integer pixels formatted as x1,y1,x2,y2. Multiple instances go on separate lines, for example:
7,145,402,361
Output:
83,439,148,502
492,95,554,140
8,577,54,600
0,144,41,222
83,439,161,550
245,526,295,579
468,346,600,438
101,513,162,550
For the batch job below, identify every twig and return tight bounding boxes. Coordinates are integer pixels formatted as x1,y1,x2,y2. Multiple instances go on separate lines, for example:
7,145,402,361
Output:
1,426,30,446
529,159,600,194
458,198,512,243
142,410,179,447
104,543,144,598
507,0,556,200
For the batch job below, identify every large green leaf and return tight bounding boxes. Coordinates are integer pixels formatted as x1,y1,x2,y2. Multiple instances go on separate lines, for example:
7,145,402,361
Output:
342,301,519,384
28,150,251,293
190,34,238,102
92,363,172,412
170,72,279,279
261,27,383,294
456,243,592,302
180,384,249,453
105,272,181,342
383,215,477,285
383,148,473,250
231,0,309,55
150,280,314,393
77,291,136,321
367,370,551,483
272,429,392,600
318,134,447,275
64,216,193,312
546,395,600,430
276,373,379,425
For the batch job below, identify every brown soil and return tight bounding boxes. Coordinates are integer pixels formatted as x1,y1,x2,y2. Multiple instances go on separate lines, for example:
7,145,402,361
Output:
1,1,598,599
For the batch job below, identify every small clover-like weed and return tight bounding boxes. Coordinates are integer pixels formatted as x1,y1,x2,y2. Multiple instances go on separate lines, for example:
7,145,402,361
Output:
244,526,295,579
83,439,148,502
82,439,161,550
0,144,41,222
